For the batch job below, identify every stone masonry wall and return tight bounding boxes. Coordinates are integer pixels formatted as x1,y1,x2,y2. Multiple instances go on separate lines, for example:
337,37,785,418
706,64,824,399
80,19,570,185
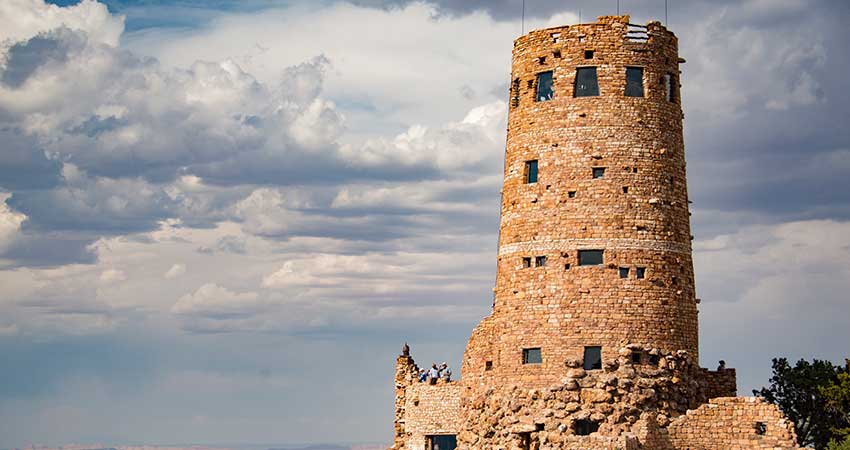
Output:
392,354,461,450
462,15,698,393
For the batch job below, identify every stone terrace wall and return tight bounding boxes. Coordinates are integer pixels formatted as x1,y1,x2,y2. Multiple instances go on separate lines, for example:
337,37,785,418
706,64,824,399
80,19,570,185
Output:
392,355,461,450
664,397,801,450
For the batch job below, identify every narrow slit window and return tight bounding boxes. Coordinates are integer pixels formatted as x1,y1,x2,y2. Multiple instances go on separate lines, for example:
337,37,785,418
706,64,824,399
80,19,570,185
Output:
522,348,542,364
664,73,676,102
535,256,547,267
625,67,644,97
592,167,606,179
574,67,599,97
578,250,603,266
524,160,538,184
536,71,554,102
522,257,532,268
636,267,646,279
583,346,602,370
619,267,629,279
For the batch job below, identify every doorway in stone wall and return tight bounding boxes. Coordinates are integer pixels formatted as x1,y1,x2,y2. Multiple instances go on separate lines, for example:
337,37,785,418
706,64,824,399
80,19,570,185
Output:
426,434,457,450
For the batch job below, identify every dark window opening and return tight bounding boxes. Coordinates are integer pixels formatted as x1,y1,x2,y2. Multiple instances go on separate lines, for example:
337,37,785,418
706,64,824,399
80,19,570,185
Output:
574,419,600,436
672,276,678,285
523,348,542,364
535,423,545,431
553,50,562,59
583,346,602,370
633,167,638,173
578,250,604,266
754,422,767,436
522,257,532,268
584,50,594,59
511,78,521,109
538,56,546,65
519,432,531,450
636,267,646,279
649,354,661,366
619,267,629,279
631,351,642,364
527,79,534,88
574,67,599,97
622,186,629,193
485,360,493,371
426,435,457,450
664,73,676,102
625,67,644,97
592,167,606,179
670,176,675,186
564,263,571,271
536,71,554,102
535,256,547,267
568,190,576,198
525,160,538,184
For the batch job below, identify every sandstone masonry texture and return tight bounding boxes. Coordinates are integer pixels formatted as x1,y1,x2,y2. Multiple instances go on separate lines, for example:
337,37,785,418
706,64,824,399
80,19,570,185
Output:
390,15,802,450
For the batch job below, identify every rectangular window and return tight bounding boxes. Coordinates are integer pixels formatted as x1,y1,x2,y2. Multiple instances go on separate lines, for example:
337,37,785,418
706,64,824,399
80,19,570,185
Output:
535,71,554,102
592,167,606,179
574,419,600,436
522,257,532,268
625,67,644,97
485,360,493,371
578,250,603,266
574,67,599,97
664,73,675,102
525,160,538,184
584,50,594,59
619,267,629,279
568,190,576,198
535,256,547,267
564,263,571,271
631,351,642,364
636,267,646,279
522,348,542,364
583,346,602,370
426,435,457,450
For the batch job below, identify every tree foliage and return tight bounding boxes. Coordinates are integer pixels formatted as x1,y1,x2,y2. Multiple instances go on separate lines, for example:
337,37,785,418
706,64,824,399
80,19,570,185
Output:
822,367,850,439
827,437,850,450
754,357,849,449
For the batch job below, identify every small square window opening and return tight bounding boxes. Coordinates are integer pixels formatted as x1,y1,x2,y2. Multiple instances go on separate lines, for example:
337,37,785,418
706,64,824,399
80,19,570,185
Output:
574,419,600,436
584,50,594,59
538,56,546,65
592,167,606,179
649,354,661,366
553,50,562,59
583,346,602,370
619,267,629,279
523,348,542,364
568,190,576,198
535,256,547,267
578,250,604,266
622,186,629,193
636,267,646,279
754,422,767,436
631,351,642,364
522,257,532,268
485,361,493,371
564,263,571,271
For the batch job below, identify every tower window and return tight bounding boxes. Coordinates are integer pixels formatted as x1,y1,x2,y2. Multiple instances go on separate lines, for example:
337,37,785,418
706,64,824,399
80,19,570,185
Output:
664,72,676,102
551,32,561,43
619,267,629,278
754,422,767,435
522,257,532,268
536,71,554,102
578,250,603,266
622,186,629,193
568,190,576,198
592,167,606,178
524,160,538,183
636,267,646,279
584,50,594,59
538,56,546,65
535,256,547,267
426,435,457,450
574,419,600,436
631,351,642,364
485,360,493,371
649,354,661,366
553,50,562,59
564,263,571,271
574,67,599,97
522,348,542,364
583,346,602,370
625,67,644,97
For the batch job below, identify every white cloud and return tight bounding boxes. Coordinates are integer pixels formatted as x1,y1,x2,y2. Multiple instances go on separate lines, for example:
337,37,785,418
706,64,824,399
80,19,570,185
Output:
98,268,126,283
171,283,264,317
0,193,26,253
0,0,123,46
164,263,186,279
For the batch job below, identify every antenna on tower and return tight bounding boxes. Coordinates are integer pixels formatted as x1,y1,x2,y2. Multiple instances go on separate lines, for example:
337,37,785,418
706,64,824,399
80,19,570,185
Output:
521,0,526,34
617,0,620,15
665,0,669,25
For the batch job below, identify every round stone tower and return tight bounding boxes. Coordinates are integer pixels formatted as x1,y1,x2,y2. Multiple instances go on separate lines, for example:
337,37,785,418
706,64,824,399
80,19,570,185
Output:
462,15,697,389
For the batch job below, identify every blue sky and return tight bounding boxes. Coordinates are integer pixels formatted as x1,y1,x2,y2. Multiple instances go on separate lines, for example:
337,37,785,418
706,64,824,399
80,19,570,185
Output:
1,0,849,447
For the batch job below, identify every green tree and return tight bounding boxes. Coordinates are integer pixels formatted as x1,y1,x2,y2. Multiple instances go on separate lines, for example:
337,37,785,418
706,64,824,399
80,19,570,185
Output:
821,364,850,439
754,358,848,449
827,437,850,450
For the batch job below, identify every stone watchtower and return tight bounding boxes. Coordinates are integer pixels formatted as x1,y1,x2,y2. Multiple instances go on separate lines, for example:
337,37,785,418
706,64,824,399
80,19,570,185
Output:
391,16,801,450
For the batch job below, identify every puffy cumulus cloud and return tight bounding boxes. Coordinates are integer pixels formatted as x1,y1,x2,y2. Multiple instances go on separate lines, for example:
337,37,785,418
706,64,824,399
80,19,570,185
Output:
0,0,123,46
694,219,850,392
171,283,264,317
98,268,127,284
164,263,186,279
0,193,26,254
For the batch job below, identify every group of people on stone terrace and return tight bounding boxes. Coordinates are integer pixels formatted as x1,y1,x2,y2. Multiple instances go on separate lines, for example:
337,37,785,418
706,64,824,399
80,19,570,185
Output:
418,362,452,384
